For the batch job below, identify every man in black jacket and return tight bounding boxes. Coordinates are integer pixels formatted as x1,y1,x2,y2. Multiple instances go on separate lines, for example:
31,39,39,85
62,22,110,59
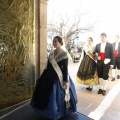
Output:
94,33,115,96
111,35,120,81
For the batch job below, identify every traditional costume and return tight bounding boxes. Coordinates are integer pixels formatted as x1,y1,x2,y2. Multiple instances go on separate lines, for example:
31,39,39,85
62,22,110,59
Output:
112,42,120,81
94,42,115,95
30,49,77,120
76,45,99,89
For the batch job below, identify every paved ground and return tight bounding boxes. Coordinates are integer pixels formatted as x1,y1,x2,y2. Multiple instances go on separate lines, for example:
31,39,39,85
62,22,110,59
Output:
68,62,120,120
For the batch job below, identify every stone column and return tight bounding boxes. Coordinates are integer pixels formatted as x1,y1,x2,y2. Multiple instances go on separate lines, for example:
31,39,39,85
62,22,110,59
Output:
39,0,47,74
34,0,47,81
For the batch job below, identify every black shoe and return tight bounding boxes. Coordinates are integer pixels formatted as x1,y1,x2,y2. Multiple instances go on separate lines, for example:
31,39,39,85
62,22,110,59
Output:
117,75,120,79
86,87,92,91
111,78,115,81
102,90,106,96
98,89,103,94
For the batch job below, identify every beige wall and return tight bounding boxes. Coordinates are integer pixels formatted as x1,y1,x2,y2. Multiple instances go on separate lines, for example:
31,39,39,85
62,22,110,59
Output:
34,0,48,80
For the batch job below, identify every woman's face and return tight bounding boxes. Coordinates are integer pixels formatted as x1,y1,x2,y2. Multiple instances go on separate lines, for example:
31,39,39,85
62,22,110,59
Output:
87,38,92,45
53,38,62,49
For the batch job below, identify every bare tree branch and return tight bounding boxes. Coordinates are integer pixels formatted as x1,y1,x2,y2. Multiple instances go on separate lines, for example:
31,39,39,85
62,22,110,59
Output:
48,11,97,45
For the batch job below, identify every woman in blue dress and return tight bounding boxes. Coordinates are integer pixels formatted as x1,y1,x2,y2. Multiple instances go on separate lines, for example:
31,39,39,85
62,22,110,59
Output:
30,36,77,120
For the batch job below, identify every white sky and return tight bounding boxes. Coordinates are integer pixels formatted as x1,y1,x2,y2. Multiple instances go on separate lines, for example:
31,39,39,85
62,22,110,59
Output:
47,0,120,44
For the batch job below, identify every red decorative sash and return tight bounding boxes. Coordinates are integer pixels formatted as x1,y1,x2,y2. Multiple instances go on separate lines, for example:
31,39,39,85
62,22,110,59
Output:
100,52,105,61
114,50,118,57
87,51,95,61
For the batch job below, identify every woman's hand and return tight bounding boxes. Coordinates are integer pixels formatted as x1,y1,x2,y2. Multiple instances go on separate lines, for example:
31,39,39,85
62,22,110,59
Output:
62,81,69,89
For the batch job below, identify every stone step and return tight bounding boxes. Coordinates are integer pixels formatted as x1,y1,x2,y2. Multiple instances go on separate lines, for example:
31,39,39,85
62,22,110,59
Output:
0,101,93,120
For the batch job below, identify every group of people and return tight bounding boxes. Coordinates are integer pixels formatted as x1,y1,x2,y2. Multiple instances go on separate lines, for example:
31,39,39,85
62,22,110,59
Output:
77,33,120,96
30,33,120,120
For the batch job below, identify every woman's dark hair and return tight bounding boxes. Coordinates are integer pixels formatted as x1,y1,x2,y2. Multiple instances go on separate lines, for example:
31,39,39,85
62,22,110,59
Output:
88,37,93,42
53,36,63,45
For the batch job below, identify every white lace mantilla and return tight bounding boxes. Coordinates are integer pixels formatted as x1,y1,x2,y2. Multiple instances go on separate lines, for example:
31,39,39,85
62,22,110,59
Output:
54,49,68,63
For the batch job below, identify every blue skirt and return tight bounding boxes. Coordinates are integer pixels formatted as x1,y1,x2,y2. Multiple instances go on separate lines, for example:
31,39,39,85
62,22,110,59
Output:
31,76,77,120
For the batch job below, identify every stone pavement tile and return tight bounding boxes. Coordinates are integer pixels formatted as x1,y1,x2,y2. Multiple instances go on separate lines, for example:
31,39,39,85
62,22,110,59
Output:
77,103,111,120
104,109,120,120
107,98,120,111
77,105,91,117
88,112,111,120
86,105,114,120
77,101,99,113
75,85,82,91
77,99,93,109
107,80,120,89
76,90,105,104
